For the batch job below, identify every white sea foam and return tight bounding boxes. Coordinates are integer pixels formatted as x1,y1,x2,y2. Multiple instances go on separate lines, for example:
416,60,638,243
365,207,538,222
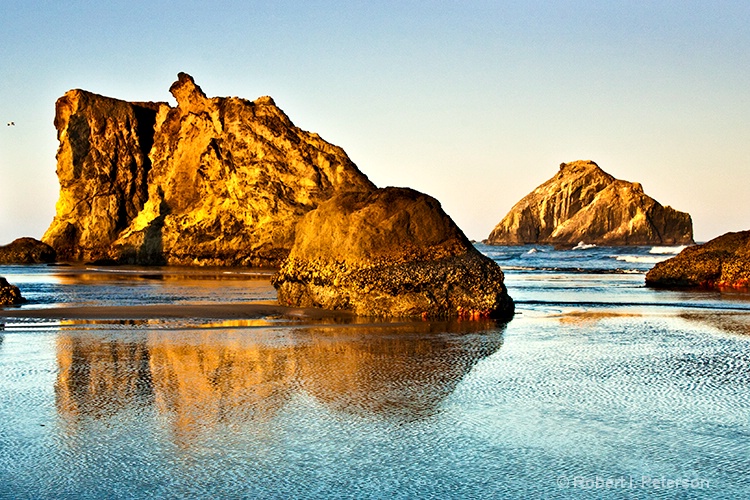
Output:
572,241,597,250
649,245,687,255
614,255,670,264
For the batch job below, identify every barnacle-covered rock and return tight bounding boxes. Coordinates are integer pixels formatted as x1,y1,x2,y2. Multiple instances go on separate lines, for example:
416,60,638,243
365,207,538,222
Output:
646,230,750,289
273,187,514,319
0,277,25,306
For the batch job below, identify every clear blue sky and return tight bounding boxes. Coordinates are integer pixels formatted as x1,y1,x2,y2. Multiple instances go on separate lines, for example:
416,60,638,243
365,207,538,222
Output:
1,1,748,244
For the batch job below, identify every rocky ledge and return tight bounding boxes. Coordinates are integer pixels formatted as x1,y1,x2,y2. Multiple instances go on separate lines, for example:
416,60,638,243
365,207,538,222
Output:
646,230,750,289
273,187,515,320
486,160,694,246
0,238,56,264
0,277,25,306
43,73,374,266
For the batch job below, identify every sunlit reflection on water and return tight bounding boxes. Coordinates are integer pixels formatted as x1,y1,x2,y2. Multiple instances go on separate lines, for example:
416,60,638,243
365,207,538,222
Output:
53,321,505,444
1,312,748,498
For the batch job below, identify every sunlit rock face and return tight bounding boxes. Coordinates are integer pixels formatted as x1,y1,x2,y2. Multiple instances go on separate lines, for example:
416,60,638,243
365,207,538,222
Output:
646,230,750,289
0,277,24,306
43,91,159,261
273,187,515,319
0,237,56,264
43,73,375,266
485,160,694,246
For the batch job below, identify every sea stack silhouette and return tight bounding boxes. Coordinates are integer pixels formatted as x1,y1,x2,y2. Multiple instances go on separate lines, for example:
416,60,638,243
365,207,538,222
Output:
485,160,694,247
0,238,56,264
41,73,514,319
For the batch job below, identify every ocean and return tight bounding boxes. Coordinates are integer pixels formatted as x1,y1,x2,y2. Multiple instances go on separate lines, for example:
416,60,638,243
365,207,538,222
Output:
1,244,748,499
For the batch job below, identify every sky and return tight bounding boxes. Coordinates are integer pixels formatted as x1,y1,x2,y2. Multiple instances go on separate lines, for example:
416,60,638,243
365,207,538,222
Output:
1,1,748,244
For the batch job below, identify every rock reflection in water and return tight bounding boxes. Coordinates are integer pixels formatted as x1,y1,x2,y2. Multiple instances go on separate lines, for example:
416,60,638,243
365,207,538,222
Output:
55,320,505,443
56,333,154,422
296,322,504,420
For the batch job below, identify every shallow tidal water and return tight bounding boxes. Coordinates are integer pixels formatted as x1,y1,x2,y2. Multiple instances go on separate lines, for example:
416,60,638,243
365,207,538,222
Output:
1,246,749,499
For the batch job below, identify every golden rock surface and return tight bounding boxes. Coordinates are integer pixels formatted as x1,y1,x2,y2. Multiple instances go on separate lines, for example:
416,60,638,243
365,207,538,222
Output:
486,160,693,246
273,187,514,319
44,73,374,265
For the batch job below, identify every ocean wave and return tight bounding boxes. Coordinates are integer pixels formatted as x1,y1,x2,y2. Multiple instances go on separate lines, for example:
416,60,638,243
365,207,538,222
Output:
514,299,750,312
613,255,671,264
572,242,597,250
503,266,645,275
649,245,687,255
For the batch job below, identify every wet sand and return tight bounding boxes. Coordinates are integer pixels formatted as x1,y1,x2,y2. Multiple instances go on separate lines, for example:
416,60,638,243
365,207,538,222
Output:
0,301,355,322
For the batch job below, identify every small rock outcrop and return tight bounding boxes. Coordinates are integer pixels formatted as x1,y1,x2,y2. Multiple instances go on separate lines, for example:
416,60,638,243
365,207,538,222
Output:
0,277,25,306
485,160,694,246
273,187,514,319
0,238,56,264
43,73,375,266
646,230,750,288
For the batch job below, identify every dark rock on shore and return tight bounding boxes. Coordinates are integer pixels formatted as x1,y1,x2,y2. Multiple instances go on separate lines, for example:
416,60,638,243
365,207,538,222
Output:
486,160,694,246
273,187,514,319
646,230,750,289
43,73,374,266
0,277,25,306
0,238,56,264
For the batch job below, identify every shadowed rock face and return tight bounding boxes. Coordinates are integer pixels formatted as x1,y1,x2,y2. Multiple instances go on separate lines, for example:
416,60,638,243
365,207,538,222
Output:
43,91,160,262
646,230,750,289
0,238,56,264
486,160,694,246
273,187,514,319
0,277,24,306
43,73,375,266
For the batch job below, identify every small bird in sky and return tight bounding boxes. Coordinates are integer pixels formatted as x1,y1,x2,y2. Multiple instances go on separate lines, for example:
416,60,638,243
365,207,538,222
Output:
7,122,14,126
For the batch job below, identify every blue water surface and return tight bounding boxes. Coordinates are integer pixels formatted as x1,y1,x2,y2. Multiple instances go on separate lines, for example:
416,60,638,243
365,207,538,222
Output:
0,247,748,499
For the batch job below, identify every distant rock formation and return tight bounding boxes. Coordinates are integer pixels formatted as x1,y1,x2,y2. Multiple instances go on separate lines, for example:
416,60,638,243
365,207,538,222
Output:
0,277,24,306
43,73,375,266
0,238,56,264
485,160,694,246
646,230,750,288
273,187,514,319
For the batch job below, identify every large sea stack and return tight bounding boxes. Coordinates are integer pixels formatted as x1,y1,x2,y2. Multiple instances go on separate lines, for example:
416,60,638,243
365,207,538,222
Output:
43,73,375,266
646,230,750,288
486,160,694,246
273,187,514,319
41,74,514,319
